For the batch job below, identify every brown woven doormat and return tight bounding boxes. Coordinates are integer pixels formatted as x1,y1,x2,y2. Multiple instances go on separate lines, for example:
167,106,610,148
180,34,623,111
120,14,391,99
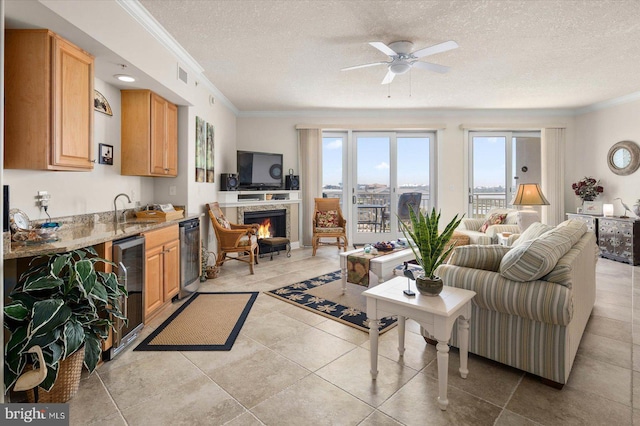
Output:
134,292,257,351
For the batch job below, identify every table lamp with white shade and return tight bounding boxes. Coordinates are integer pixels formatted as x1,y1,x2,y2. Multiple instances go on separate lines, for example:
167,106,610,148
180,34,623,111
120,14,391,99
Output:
510,183,550,231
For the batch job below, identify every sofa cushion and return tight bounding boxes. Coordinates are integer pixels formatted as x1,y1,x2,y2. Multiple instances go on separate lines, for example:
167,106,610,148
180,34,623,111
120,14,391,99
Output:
541,231,594,288
448,245,511,272
480,213,507,233
499,221,587,281
511,222,554,248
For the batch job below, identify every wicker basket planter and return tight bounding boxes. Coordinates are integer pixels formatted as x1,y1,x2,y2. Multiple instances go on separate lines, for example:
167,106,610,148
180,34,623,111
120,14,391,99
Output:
26,346,85,403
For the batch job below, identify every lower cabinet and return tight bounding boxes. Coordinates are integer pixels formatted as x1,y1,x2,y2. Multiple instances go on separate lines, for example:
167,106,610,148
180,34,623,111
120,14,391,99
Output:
143,224,180,321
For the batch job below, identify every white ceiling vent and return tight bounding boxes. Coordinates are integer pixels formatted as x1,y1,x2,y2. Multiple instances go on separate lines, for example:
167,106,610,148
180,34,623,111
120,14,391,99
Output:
177,64,188,84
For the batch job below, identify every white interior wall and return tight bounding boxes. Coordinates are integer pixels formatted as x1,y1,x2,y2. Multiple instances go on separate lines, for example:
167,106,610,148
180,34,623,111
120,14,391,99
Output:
571,100,640,216
237,112,574,224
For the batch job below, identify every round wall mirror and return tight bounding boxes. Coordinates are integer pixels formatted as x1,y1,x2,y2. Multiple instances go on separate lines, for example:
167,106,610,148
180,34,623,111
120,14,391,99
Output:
607,140,640,175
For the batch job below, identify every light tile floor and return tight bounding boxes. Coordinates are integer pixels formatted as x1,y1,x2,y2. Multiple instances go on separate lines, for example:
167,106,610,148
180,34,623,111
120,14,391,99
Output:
62,248,637,425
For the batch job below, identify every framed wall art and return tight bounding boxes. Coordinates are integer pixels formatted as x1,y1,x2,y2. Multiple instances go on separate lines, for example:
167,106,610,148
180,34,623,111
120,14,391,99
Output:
94,90,113,116
206,123,215,183
195,116,206,182
99,143,114,165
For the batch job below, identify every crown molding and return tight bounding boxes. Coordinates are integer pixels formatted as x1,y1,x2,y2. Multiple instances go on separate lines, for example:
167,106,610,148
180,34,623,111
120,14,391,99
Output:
574,91,640,115
238,107,576,119
116,0,238,115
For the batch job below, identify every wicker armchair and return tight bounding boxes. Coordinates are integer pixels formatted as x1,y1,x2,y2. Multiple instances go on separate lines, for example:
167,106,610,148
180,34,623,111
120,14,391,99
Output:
312,197,348,256
207,202,259,274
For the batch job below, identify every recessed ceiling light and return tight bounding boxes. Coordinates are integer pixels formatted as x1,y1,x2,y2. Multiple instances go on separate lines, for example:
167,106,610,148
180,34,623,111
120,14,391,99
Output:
114,74,136,82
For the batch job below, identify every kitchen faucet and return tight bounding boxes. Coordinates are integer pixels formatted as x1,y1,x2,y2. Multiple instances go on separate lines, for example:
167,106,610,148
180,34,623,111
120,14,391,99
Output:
113,193,132,223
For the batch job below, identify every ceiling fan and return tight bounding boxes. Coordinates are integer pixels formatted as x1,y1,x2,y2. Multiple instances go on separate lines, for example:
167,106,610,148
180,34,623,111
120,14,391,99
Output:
342,40,458,84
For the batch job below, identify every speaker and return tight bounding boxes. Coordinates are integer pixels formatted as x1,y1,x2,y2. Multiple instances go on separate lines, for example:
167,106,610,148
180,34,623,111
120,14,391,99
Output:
285,175,299,190
220,173,239,191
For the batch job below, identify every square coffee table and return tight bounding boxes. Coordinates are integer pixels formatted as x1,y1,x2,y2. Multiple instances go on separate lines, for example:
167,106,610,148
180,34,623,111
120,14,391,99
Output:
339,247,415,293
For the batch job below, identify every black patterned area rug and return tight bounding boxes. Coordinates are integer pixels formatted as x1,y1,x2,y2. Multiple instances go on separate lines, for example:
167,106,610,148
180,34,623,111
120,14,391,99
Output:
266,270,397,333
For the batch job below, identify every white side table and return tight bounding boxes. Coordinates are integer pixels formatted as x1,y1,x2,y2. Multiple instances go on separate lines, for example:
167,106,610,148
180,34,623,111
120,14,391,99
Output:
497,232,512,247
363,277,475,411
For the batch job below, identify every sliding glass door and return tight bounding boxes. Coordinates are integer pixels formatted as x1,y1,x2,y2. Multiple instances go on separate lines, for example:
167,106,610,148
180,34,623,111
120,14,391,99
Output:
322,131,435,245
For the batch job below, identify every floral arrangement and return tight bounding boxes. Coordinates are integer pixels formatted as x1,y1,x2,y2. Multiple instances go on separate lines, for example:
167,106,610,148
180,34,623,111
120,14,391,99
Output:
571,177,604,201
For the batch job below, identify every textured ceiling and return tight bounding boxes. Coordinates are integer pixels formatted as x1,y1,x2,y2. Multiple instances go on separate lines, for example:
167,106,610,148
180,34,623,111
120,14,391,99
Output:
139,0,640,112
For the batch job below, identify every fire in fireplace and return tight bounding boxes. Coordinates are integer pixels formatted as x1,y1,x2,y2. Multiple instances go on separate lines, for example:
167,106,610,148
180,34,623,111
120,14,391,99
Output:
244,209,286,240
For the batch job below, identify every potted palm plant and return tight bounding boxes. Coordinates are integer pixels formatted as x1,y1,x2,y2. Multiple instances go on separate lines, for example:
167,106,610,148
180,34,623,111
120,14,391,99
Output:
398,207,464,296
4,247,127,402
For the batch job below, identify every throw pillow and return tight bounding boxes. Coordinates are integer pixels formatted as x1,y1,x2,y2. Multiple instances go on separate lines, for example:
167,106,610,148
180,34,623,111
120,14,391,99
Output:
316,210,338,227
499,224,586,282
216,216,231,229
479,213,507,233
511,222,554,248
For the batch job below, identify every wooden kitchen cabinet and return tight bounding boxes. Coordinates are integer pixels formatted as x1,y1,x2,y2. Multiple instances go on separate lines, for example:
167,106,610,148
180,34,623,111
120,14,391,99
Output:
4,29,95,171
142,224,180,321
121,90,178,177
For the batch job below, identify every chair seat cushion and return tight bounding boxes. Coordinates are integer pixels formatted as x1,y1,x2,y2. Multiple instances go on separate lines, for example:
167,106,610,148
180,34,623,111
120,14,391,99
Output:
314,227,345,233
238,235,258,246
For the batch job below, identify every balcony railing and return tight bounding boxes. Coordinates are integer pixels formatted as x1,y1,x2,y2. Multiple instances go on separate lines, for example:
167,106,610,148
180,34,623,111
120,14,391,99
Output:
471,193,507,218
322,189,507,228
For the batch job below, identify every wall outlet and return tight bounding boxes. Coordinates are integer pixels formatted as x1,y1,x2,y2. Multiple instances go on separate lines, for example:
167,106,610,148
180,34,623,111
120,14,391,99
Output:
169,186,177,196
35,191,50,208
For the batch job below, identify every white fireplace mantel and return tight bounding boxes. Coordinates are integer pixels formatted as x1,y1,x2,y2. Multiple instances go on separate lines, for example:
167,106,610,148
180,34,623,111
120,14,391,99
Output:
217,190,301,208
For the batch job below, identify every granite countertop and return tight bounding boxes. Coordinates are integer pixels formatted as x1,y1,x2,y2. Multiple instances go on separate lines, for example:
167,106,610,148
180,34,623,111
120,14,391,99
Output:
4,214,200,260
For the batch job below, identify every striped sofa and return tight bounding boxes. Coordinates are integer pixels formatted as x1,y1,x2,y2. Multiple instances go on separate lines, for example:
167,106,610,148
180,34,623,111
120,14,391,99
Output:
432,219,598,386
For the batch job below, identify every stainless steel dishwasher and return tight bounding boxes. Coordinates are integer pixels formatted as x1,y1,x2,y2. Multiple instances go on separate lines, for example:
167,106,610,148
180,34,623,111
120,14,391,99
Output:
178,218,201,299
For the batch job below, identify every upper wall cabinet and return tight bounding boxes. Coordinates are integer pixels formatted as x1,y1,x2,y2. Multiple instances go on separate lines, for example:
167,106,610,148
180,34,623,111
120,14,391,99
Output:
121,90,178,177
4,30,95,171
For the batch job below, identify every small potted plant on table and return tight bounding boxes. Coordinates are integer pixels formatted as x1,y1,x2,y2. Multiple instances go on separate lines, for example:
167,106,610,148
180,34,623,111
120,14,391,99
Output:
398,207,463,296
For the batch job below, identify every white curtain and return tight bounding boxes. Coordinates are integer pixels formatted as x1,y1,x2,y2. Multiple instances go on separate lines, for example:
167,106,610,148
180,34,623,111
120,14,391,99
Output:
298,128,323,246
541,128,566,225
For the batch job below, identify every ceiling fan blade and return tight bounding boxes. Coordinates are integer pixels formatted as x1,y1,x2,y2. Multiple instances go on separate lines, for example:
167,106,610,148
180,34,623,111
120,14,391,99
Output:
412,61,450,74
412,40,459,58
341,62,387,71
381,70,395,85
369,41,398,57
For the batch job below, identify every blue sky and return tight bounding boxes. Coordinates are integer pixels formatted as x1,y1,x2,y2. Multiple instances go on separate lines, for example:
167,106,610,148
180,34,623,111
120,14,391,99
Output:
323,135,505,188
323,136,431,186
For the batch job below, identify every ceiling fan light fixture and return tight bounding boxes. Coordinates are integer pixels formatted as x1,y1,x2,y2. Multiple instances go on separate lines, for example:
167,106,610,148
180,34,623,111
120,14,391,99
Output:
389,62,411,75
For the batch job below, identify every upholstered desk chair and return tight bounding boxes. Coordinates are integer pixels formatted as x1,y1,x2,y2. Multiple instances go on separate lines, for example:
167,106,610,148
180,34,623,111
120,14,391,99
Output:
207,202,259,274
312,197,348,255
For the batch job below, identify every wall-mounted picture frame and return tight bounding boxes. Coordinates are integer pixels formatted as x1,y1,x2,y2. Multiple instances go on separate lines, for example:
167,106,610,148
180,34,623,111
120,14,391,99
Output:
99,143,114,165
582,201,603,215
94,90,113,116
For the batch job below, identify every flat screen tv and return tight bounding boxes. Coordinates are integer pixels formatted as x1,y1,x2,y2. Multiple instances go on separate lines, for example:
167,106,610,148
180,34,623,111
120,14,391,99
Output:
237,150,284,190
